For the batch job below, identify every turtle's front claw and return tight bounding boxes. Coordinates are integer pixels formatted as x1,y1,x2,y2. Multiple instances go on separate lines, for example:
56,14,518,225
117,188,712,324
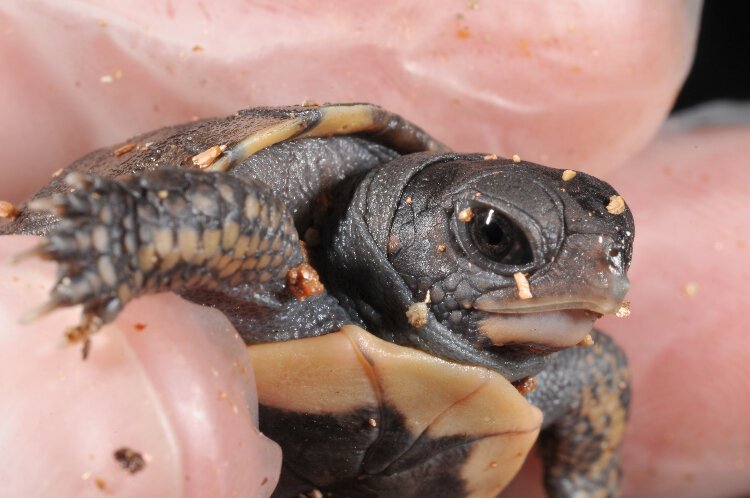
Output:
21,307,117,358
63,313,105,359
19,173,136,355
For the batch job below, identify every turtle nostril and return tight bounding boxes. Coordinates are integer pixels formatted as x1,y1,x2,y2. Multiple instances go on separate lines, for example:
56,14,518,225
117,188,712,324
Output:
605,244,625,273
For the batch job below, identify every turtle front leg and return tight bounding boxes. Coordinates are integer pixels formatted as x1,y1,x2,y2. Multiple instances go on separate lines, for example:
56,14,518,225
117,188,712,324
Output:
21,168,313,356
526,330,630,498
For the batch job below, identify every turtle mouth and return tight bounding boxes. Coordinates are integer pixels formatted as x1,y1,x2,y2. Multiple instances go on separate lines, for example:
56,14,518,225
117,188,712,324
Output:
477,308,600,350
475,298,618,316
474,300,611,350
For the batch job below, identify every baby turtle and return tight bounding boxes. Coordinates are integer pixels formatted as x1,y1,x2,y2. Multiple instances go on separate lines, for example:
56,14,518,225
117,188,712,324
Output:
5,103,633,497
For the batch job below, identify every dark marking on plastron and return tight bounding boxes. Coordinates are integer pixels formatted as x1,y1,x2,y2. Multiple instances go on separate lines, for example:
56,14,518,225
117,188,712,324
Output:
261,404,473,498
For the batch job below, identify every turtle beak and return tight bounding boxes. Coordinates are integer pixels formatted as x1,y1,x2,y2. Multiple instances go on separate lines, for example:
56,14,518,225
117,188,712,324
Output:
474,308,604,349
473,233,630,349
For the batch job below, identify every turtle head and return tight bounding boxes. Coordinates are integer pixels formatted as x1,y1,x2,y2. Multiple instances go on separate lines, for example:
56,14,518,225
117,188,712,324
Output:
328,153,634,381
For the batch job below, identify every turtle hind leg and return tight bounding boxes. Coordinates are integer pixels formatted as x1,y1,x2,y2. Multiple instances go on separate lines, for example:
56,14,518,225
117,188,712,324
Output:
527,329,630,498
23,168,308,355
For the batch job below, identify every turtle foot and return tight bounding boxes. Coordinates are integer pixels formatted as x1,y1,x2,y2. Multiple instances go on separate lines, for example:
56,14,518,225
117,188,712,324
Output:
20,168,305,356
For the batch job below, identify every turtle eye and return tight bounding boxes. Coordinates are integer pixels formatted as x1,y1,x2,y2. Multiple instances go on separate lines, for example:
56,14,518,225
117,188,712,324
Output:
469,208,534,266
453,204,540,275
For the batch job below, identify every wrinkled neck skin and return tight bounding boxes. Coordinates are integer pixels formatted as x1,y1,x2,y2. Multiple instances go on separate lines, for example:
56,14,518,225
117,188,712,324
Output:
324,153,548,382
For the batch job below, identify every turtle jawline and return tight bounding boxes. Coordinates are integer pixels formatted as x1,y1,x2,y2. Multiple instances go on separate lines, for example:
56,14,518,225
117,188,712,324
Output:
476,308,601,352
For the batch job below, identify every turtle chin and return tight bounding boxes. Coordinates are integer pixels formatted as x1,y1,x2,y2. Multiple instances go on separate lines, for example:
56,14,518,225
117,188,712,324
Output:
476,308,602,351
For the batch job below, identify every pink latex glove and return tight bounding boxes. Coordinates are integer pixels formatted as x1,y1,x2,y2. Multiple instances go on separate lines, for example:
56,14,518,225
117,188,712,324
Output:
0,243,282,497
2,1,748,497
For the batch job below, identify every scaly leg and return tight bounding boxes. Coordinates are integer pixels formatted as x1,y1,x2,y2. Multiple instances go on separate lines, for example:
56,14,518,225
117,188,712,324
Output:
20,168,314,356
527,330,631,498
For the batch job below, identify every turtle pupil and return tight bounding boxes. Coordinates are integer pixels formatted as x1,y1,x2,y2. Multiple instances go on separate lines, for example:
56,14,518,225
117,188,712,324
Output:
469,208,533,265
482,211,506,246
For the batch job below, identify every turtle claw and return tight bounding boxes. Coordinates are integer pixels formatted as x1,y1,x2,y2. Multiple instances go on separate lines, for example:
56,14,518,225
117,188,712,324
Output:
62,171,94,190
26,196,57,213
64,313,104,360
18,299,61,325
12,241,51,264
19,297,102,360
20,289,113,360
29,190,99,219
17,174,131,356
